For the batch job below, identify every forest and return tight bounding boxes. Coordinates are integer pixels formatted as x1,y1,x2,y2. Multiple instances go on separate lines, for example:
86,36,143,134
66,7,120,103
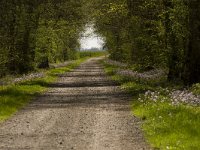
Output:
0,0,200,150
0,0,199,85
0,0,88,76
92,0,200,85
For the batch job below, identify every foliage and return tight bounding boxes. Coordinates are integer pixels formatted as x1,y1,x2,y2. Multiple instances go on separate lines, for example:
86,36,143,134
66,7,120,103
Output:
93,0,200,84
191,83,200,95
0,0,87,76
1,0,199,84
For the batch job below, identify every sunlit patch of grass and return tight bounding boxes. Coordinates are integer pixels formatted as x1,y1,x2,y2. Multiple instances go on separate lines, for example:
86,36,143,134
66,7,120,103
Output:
102,62,132,83
104,64,118,76
48,68,72,75
48,59,84,76
102,60,200,150
191,83,200,95
132,99,200,150
0,82,47,121
122,82,153,94
0,58,86,122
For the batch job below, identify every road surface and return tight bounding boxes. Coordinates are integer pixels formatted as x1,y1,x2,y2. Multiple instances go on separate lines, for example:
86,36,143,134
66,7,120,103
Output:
0,58,149,150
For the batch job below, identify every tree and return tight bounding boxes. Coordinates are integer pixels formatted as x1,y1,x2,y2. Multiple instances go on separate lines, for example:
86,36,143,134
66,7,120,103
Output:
0,0,87,73
183,0,200,84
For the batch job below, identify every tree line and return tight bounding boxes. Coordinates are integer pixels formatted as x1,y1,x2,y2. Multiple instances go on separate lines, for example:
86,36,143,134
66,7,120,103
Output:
0,0,87,77
92,0,200,85
0,0,199,85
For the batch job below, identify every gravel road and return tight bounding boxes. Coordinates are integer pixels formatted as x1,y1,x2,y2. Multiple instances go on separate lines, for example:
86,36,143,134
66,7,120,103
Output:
0,58,150,150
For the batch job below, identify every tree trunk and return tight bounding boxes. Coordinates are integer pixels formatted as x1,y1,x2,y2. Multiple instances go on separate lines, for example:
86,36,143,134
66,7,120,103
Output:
183,0,200,84
7,2,18,74
163,0,182,81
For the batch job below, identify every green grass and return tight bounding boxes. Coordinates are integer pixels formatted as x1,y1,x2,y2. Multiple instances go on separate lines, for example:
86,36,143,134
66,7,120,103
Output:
0,58,86,122
191,83,200,95
122,82,153,94
79,50,107,58
103,62,121,76
102,61,200,150
132,99,200,150
0,80,47,121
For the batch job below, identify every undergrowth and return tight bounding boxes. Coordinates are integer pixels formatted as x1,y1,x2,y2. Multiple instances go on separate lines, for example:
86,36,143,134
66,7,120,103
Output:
191,83,200,95
102,61,200,150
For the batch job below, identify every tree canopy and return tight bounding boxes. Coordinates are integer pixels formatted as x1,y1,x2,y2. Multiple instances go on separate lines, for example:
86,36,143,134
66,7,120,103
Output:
91,0,200,84
0,0,199,84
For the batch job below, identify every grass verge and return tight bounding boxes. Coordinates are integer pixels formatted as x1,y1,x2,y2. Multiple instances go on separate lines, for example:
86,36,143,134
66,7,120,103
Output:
0,58,87,122
102,61,200,150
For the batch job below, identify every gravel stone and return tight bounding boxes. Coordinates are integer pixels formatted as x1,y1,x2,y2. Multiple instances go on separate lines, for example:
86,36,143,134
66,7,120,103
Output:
0,58,150,150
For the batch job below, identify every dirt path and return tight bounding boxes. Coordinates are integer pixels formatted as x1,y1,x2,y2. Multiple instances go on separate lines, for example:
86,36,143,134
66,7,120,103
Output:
0,58,150,150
